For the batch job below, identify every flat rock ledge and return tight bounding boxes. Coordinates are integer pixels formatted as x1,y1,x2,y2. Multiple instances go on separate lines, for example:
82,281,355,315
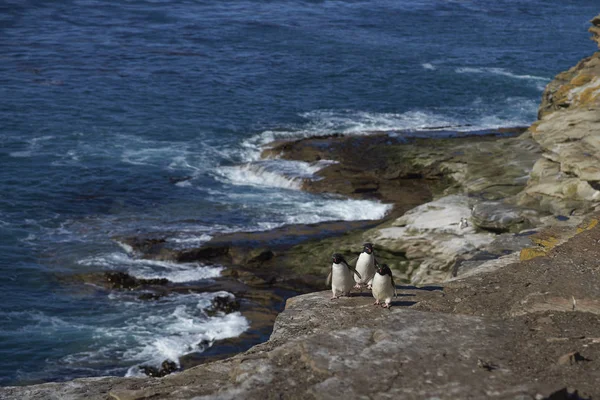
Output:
0,291,573,400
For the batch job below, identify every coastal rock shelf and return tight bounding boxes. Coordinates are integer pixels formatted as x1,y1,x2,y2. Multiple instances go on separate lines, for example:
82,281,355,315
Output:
520,17,600,215
4,215,600,399
5,12,600,400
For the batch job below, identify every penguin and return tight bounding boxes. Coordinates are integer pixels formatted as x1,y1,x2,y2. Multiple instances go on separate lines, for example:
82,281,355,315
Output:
372,263,397,308
459,217,469,229
326,253,362,300
353,242,376,290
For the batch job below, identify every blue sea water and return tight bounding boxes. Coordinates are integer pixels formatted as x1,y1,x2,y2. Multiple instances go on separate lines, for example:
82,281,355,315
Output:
0,0,598,385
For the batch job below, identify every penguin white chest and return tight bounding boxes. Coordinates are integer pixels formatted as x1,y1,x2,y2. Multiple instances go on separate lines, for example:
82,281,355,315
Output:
372,273,394,302
354,253,375,284
331,263,354,295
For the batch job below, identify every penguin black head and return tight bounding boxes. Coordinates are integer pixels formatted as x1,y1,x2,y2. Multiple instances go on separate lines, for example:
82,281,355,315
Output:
376,263,392,277
363,242,374,254
332,253,346,265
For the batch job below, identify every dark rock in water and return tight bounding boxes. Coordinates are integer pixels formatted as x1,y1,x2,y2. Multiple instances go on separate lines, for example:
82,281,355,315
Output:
139,360,178,378
197,339,211,352
247,249,274,264
169,176,192,184
104,271,169,290
140,277,170,286
104,271,139,290
176,245,230,263
137,292,163,301
116,236,166,253
138,365,161,378
160,360,178,375
209,295,241,315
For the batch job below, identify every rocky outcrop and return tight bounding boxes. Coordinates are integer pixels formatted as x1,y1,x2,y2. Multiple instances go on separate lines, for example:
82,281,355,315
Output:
518,105,600,215
519,15,600,215
6,215,600,399
266,130,541,284
590,15,600,49
471,201,536,232
370,195,495,283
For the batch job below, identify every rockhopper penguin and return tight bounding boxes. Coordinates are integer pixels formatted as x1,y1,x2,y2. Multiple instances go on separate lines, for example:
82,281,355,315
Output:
353,242,376,290
372,263,397,308
326,253,362,300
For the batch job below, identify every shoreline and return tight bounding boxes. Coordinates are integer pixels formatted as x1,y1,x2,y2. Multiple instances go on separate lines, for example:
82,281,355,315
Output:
3,13,600,398
25,124,531,386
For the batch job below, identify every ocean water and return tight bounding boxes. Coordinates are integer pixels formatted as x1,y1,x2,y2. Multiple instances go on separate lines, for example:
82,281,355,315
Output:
1,0,598,385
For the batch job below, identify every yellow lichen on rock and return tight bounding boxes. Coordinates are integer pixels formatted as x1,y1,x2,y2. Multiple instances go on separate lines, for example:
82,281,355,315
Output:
577,218,598,233
519,247,548,261
590,15,600,48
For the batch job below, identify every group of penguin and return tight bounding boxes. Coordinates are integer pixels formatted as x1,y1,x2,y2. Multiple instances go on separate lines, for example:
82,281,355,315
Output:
326,242,397,308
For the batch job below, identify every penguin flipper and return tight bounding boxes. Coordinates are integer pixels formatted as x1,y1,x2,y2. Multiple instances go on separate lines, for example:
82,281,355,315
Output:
326,270,332,287
346,263,361,279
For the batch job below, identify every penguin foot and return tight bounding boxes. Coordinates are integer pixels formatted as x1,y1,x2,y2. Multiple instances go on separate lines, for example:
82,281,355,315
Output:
383,303,390,309
373,300,380,306
330,296,339,300
367,284,372,290
353,283,361,290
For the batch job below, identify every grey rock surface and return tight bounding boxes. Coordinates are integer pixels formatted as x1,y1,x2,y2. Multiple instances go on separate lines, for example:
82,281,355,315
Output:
1,291,553,400
471,201,530,232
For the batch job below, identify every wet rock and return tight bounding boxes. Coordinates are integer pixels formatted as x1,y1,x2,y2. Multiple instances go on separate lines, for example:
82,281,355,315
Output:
139,360,178,378
209,295,241,315
246,248,274,264
137,292,163,301
113,235,168,258
169,176,192,185
104,271,139,289
104,271,169,290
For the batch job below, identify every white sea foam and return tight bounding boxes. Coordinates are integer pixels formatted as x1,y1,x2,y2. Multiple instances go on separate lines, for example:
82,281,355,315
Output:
32,292,250,377
283,198,393,223
422,63,436,70
167,233,213,247
0,310,89,334
9,136,56,158
238,110,464,162
455,67,550,83
239,106,539,163
216,164,303,189
121,294,249,376
78,252,222,283
214,159,335,190
9,151,32,158
175,180,193,187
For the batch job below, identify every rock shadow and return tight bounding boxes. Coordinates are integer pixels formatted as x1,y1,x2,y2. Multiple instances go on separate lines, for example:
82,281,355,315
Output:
399,285,443,292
